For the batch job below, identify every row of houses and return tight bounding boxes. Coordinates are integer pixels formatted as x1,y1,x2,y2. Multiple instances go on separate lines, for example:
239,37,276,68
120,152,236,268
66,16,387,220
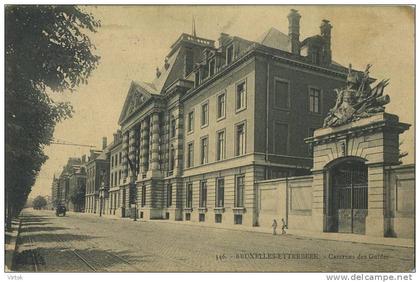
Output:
50,10,414,238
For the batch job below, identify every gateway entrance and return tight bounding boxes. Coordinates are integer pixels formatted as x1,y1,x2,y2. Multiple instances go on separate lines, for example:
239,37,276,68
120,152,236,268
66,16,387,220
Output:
329,160,368,234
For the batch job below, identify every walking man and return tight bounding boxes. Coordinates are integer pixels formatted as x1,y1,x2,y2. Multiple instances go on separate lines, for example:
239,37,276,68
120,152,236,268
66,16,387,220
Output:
281,218,288,235
272,219,278,235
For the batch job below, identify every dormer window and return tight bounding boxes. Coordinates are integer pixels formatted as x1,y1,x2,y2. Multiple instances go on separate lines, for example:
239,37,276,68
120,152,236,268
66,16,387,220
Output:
209,59,215,76
194,70,200,87
226,45,234,65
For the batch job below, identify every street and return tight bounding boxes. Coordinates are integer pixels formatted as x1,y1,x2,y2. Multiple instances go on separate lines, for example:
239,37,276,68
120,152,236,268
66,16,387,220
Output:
13,209,414,272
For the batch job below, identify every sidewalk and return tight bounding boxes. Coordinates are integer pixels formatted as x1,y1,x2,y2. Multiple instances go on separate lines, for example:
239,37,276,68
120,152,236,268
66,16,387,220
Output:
67,211,414,248
5,218,22,272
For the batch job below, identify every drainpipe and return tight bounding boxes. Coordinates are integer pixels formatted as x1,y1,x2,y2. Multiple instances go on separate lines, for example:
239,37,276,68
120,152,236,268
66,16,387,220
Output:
285,176,289,227
265,59,270,179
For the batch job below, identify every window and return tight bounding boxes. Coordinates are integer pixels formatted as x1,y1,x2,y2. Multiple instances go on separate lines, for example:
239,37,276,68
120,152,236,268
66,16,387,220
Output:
166,184,172,208
201,102,208,127
194,71,200,87
236,81,246,111
170,116,176,138
209,59,215,76
307,128,316,156
236,123,246,156
226,45,234,64
119,152,122,164
199,213,205,222
235,175,245,207
185,213,191,221
309,87,321,113
217,92,226,119
199,181,207,208
274,122,288,155
216,130,225,161
215,214,222,223
274,79,290,108
169,145,175,171
234,214,243,225
200,137,208,164
216,178,224,207
141,185,146,207
187,111,194,132
187,142,194,168
186,183,193,208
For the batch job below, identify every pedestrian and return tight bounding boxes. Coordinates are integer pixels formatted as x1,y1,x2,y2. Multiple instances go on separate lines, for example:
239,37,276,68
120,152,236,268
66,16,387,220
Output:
281,218,288,235
271,219,277,235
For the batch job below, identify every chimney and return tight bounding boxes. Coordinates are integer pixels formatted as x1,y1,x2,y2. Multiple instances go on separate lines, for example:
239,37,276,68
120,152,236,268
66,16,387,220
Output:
287,9,301,55
218,32,230,47
102,137,107,150
320,19,333,65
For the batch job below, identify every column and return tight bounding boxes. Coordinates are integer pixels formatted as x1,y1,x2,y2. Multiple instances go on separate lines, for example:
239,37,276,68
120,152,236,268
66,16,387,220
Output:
128,127,137,180
121,131,129,182
139,118,149,178
174,108,184,176
150,112,160,171
365,163,386,237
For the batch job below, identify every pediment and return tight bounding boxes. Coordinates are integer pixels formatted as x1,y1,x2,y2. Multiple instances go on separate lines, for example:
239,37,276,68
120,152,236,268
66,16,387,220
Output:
118,81,154,125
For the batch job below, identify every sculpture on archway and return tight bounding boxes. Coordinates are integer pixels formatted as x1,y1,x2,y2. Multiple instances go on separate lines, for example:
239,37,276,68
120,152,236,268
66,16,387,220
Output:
323,64,390,127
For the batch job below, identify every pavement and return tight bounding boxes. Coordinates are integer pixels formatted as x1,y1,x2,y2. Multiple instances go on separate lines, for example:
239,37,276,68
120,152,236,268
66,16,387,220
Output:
12,208,415,272
5,218,22,272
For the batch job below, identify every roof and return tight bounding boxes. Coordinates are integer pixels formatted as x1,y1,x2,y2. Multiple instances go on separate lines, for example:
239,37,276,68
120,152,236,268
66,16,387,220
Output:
151,48,180,93
256,27,291,52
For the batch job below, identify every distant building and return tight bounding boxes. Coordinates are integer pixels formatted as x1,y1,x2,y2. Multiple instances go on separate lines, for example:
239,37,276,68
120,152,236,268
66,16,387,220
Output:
85,138,110,214
56,157,83,210
107,130,123,216
67,162,87,212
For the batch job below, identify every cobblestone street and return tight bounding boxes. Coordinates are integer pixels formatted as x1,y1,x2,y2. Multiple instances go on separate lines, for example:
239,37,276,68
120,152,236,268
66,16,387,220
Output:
13,209,414,272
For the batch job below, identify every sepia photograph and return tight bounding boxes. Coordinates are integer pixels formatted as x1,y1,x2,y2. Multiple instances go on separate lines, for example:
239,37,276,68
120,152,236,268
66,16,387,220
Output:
3,2,416,277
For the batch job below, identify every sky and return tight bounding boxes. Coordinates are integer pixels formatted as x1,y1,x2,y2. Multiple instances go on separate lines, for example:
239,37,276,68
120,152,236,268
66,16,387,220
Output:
30,5,415,197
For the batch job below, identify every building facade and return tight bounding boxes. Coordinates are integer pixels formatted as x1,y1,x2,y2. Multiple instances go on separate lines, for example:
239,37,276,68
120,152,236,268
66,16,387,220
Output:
110,10,356,227
85,138,110,214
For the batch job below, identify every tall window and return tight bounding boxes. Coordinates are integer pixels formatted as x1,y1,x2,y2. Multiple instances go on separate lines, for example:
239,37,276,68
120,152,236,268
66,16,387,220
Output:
199,181,207,208
187,142,194,168
307,128,316,156
141,185,146,207
274,122,288,155
216,130,225,161
235,175,245,207
166,184,172,208
201,102,208,126
226,45,234,64
217,92,226,119
209,59,215,76
187,111,194,132
169,145,175,171
186,183,193,208
216,178,225,207
170,116,176,138
236,123,246,156
236,81,246,111
275,79,290,108
309,87,321,113
200,137,208,164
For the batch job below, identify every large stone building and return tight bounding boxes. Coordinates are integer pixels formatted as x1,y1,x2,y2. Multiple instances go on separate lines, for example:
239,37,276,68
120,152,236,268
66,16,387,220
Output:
112,10,352,226
79,10,414,238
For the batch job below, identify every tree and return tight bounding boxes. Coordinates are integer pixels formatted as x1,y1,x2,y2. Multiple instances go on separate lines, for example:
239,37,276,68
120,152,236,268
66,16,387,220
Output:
32,196,48,210
5,6,100,229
